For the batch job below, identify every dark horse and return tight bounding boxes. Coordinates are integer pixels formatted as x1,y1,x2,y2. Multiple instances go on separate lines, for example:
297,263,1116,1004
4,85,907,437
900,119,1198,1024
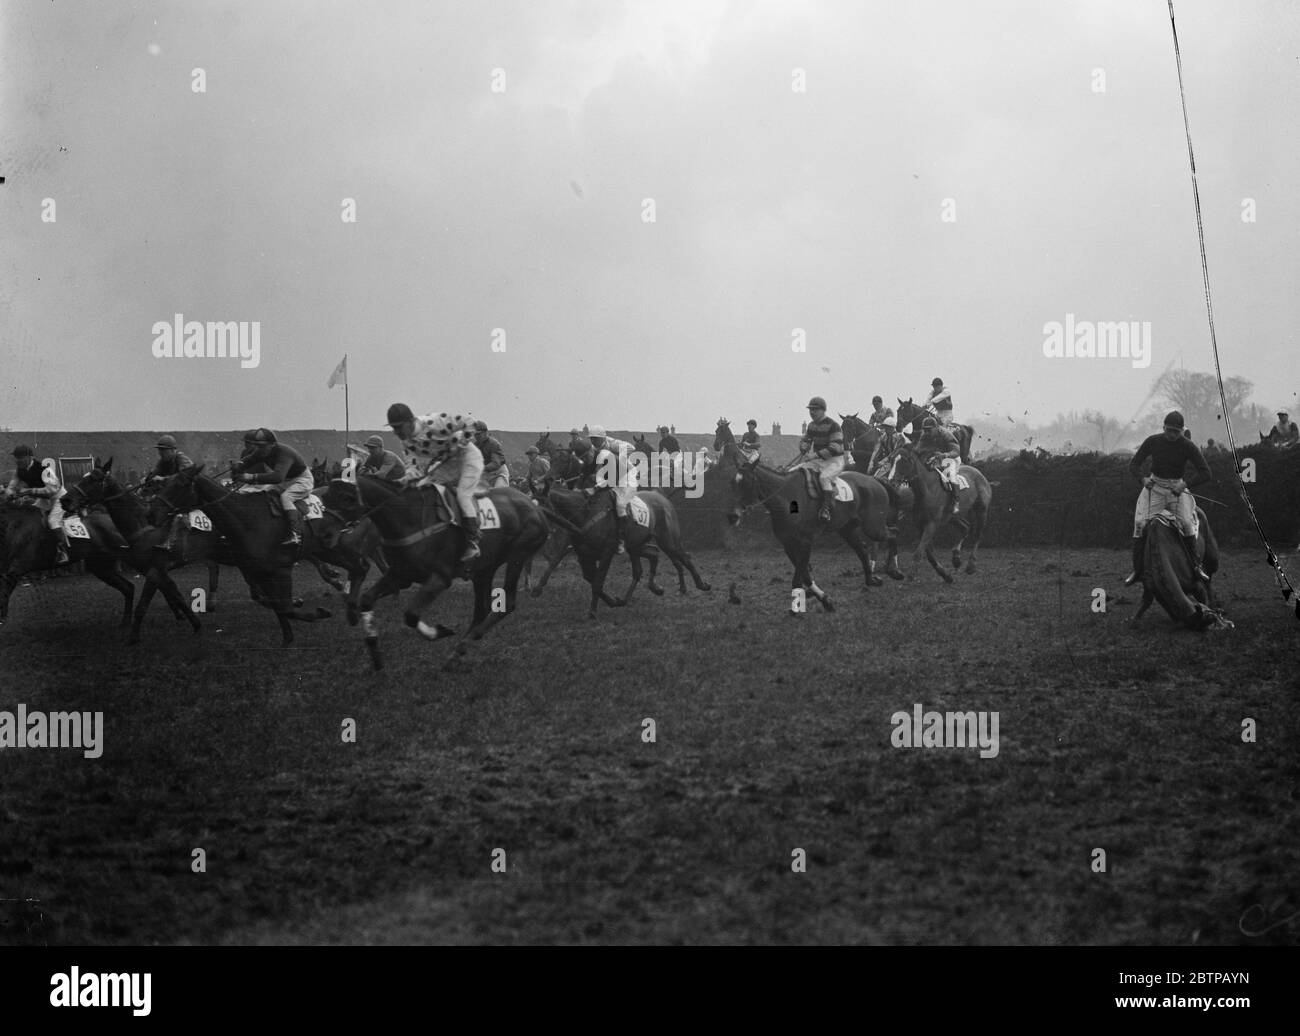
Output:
343,476,550,669
895,398,973,464
839,412,890,473
722,443,903,614
60,460,212,643
151,466,334,644
534,432,588,487
1133,508,1231,630
538,486,711,618
0,457,143,629
877,444,991,583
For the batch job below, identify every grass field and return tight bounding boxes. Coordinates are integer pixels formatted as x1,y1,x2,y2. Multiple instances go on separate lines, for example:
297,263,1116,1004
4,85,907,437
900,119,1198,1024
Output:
0,539,1296,945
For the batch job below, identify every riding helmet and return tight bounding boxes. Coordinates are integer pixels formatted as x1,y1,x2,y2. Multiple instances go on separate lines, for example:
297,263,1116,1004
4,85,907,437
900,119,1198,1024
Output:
922,416,937,428
588,424,607,439
386,403,415,426
156,434,178,449
1163,411,1185,430
932,378,944,387
244,427,276,445
12,444,33,458
807,397,827,410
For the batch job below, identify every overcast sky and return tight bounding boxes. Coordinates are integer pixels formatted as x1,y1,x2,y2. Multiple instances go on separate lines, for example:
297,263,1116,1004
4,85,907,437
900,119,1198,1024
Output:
2,0,1297,436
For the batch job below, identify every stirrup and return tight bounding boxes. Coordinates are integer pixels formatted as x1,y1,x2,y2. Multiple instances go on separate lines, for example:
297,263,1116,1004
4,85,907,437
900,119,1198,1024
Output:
460,543,481,562
1123,571,1140,587
282,532,301,545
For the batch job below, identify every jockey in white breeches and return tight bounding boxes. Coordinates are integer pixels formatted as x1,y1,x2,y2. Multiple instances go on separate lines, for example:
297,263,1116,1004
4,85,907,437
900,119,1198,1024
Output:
588,424,639,549
386,404,485,562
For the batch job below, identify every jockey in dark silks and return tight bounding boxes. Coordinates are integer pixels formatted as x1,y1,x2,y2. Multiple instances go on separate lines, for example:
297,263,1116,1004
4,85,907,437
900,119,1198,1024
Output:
1124,410,1212,586
915,417,963,511
235,429,313,546
739,419,761,464
5,445,70,563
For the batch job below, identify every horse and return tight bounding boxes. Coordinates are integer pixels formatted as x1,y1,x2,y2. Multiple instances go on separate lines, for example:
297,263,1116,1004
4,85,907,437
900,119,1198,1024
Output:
538,485,710,618
1132,507,1231,630
342,476,549,669
150,465,336,644
722,442,903,613
713,418,735,454
535,433,591,488
838,412,890,473
0,461,140,629
60,460,220,643
895,398,974,464
878,444,991,583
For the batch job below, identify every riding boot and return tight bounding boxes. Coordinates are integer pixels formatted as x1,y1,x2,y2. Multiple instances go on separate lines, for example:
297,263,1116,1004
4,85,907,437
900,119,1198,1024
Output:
1123,536,1144,586
817,486,832,524
1183,534,1209,581
54,528,70,566
616,511,627,553
460,516,482,562
282,507,304,546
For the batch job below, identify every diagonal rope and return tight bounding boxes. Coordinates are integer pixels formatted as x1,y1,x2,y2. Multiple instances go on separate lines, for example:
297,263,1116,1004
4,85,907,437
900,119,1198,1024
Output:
1166,0,1298,621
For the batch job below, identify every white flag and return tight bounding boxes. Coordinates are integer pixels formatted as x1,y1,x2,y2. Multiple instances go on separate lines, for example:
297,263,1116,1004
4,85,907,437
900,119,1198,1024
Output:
327,355,347,389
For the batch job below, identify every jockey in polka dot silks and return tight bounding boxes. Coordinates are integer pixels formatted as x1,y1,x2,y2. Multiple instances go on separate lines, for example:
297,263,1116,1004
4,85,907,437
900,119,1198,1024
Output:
386,403,484,562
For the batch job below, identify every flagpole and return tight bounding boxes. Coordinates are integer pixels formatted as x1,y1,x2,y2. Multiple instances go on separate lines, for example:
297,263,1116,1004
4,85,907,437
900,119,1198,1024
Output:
344,380,350,453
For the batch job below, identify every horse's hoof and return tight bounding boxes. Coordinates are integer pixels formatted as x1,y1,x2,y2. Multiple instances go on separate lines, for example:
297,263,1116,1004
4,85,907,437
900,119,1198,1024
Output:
789,610,803,618
867,576,883,587
942,574,954,585
347,609,359,627
315,608,331,619
587,611,598,620
887,570,905,581
699,582,711,592
650,586,664,596
822,600,836,612
530,587,544,598
403,613,419,629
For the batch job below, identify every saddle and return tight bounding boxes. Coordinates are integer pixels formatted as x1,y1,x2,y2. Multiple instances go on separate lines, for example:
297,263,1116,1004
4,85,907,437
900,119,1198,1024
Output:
409,483,491,527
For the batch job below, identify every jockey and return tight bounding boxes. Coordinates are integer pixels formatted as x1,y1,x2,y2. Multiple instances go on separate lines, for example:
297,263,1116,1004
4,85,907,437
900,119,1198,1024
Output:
796,397,845,523
924,378,954,426
234,428,313,546
739,419,762,464
386,403,483,562
1273,410,1299,445
868,415,901,474
359,433,404,482
524,445,551,494
657,424,682,489
915,417,962,509
1124,410,1212,586
587,424,639,550
868,396,894,426
472,421,509,488
148,435,194,486
6,445,69,564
